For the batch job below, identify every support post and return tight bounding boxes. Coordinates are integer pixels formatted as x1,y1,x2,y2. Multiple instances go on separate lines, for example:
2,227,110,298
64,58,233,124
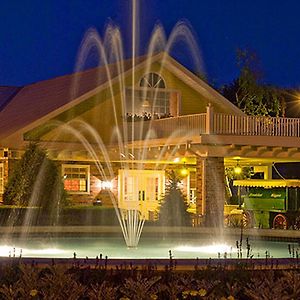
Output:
203,157,225,227
205,103,214,134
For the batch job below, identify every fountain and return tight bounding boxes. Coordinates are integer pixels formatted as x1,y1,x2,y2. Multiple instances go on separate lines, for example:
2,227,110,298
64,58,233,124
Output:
0,0,297,261
49,0,204,248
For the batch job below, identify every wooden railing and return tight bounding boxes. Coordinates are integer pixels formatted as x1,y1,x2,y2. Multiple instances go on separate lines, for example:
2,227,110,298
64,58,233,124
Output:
125,114,207,141
151,113,207,138
126,108,300,141
213,113,300,137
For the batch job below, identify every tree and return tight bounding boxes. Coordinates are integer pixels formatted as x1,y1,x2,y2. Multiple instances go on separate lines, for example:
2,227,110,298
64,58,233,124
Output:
3,143,67,211
158,170,191,226
222,48,286,117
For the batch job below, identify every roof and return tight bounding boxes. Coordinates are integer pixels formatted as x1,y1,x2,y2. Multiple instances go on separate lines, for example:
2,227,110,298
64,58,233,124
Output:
0,86,22,111
0,55,148,141
233,179,300,188
0,52,243,144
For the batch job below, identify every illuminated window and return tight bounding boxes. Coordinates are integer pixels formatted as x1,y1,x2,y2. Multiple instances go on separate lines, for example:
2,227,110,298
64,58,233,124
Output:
139,73,169,115
140,73,166,89
62,164,90,194
0,163,3,194
125,72,172,118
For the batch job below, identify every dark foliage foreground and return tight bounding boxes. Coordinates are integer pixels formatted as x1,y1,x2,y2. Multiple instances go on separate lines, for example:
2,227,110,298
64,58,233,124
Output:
0,260,300,299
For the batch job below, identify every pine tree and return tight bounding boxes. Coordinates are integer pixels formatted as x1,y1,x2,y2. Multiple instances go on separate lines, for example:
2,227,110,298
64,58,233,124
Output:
159,170,191,226
3,143,67,211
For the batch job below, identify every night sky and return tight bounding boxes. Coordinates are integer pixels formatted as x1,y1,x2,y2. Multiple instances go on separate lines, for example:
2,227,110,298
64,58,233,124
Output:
0,0,299,88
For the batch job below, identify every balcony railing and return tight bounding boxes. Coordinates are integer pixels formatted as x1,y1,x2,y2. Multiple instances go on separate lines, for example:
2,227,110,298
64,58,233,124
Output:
213,113,300,137
125,113,206,141
126,106,300,141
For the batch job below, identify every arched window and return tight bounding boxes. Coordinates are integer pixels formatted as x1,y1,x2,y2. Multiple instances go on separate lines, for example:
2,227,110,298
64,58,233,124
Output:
139,73,166,89
125,73,175,119
137,73,169,116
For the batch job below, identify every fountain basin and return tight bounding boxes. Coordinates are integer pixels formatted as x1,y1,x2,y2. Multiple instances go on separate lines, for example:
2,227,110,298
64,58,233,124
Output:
0,226,298,260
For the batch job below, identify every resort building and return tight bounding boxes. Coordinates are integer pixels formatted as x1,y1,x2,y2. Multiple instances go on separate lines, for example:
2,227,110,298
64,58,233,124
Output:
1,52,300,226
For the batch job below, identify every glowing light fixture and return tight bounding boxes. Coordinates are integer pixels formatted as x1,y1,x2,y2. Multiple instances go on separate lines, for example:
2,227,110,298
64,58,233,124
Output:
141,99,150,108
180,167,188,176
234,165,242,175
180,162,188,176
101,181,113,190
234,160,242,175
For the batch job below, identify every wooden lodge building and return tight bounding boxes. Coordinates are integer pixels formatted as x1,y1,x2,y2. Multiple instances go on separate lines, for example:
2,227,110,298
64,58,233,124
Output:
1,52,300,226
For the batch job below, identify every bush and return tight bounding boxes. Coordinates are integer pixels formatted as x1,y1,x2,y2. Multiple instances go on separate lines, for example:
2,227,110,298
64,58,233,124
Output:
0,262,299,299
0,206,119,226
159,170,191,226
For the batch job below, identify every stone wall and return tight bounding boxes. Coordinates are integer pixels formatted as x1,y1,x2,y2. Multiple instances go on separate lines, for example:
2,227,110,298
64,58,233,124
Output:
203,157,225,227
195,157,225,227
195,158,203,215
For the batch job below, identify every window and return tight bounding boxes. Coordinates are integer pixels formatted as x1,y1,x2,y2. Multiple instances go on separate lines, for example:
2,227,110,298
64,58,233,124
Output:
139,73,169,115
140,73,166,89
0,163,3,194
62,164,90,194
125,73,173,117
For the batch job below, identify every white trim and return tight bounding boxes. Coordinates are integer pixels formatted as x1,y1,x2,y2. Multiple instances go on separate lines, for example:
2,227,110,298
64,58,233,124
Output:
139,72,166,89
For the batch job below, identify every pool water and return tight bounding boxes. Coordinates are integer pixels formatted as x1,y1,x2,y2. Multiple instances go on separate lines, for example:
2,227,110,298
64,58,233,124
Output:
0,235,297,259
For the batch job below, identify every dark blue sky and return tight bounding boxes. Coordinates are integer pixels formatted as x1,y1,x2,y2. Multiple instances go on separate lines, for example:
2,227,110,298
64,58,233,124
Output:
0,0,299,88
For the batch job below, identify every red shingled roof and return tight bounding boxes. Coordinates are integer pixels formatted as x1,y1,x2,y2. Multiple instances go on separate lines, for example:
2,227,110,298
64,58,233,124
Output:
0,56,149,140
0,86,22,111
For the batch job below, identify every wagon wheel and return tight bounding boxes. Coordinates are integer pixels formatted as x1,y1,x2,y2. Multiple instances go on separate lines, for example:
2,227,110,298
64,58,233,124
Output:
224,215,230,227
225,214,240,228
242,211,252,228
273,214,288,230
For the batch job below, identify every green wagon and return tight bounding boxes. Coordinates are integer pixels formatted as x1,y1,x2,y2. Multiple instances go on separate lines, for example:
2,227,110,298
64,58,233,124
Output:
233,179,300,229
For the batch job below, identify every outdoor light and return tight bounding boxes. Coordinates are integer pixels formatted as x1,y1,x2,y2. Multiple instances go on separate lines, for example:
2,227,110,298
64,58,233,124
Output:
101,180,113,190
141,99,150,108
234,164,242,175
180,162,188,176
180,167,188,176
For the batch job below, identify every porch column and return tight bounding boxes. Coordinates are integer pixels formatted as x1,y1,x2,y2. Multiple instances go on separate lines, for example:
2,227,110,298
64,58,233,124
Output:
195,157,204,215
205,103,214,134
196,157,225,227
0,149,9,202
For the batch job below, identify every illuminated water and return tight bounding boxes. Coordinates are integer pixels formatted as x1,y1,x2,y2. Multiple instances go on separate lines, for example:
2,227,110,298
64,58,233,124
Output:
0,236,296,259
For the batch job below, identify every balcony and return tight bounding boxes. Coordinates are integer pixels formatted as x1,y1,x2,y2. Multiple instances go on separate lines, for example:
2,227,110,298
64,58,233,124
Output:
126,105,300,143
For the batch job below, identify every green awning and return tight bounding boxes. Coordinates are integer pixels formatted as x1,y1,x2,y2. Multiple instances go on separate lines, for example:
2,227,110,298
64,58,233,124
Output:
233,179,300,188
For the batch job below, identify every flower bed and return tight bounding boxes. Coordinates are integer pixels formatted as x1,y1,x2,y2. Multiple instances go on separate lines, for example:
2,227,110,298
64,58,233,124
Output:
0,259,299,299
